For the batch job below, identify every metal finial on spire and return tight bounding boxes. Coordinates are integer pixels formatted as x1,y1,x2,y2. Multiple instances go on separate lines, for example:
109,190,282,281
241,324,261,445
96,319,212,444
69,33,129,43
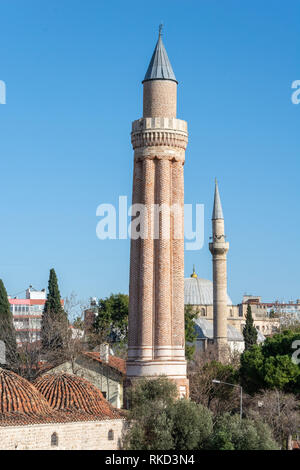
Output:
159,23,163,37
191,265,198,278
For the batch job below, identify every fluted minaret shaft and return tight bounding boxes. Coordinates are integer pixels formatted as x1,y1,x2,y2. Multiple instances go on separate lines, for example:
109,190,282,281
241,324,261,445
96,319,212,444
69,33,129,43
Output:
127,30,189,396
209,181,229,354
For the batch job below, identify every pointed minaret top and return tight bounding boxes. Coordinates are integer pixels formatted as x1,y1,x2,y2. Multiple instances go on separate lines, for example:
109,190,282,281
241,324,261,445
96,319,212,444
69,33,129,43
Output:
212,179,224,220
143,26,177,83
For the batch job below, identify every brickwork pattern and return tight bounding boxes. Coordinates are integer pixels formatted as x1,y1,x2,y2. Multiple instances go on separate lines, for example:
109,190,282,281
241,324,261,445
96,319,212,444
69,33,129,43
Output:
127,80,188,394
143,80,177,118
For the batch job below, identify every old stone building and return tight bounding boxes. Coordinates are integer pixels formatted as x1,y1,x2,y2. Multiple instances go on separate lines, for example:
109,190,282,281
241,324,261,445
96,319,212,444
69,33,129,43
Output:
127,27,188,395
184,271,279,340
238,296,280,334
0,368,125,450
45,349,126,409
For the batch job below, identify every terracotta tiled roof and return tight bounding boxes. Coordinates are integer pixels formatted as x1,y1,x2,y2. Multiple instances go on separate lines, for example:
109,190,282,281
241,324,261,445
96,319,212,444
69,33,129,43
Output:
0,367,53,417
34,373,121,419
292,440,300,450
0,368,122,427
0,367,63,426
83,351,126,375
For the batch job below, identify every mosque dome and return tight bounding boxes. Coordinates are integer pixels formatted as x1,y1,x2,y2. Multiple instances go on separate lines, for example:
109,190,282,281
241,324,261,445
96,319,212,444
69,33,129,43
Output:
34,373,119,419
184,269,232,306
194,318,243,342
0,367,53,420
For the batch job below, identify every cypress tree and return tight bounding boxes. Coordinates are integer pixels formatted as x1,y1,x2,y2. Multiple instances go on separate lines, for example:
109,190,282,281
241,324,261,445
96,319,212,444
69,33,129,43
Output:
243,304,258,350
0,279,17,367
41,269,68,351
185,305,198,360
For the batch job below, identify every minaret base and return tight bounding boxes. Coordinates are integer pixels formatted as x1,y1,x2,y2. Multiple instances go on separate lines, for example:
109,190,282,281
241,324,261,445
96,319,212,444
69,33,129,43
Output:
213,339,231,363
124,362,189,408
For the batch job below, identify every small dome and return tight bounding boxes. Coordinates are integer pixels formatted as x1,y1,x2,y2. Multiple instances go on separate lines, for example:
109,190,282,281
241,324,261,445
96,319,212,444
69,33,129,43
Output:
184,277,232,306
34,373,118,419
0,368,52,417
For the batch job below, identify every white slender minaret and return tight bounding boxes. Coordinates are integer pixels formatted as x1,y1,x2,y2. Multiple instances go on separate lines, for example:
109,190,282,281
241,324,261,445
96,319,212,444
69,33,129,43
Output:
209,180,229,357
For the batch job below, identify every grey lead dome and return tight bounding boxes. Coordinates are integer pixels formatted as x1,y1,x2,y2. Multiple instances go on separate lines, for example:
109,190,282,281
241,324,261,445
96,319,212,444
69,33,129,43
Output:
184,277,232,306
143,32,177,83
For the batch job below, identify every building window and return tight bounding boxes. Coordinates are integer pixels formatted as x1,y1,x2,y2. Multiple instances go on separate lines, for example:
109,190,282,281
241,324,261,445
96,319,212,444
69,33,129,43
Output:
108,430,114,441
102,391,107,399
201,308,206,317
51,432,58,447
230,309,233,317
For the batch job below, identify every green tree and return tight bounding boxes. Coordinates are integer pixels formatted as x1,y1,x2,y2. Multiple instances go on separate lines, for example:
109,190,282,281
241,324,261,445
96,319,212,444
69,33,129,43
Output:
92,293,128,345
239,345,265,394
184,305,198,361
0,279,17,367
240,330,300,394
263,355,299,390
41,269,68,351
243,304,258,350
124,377,177,450
124,377,278,451
208,413,278,450
169,399,213,450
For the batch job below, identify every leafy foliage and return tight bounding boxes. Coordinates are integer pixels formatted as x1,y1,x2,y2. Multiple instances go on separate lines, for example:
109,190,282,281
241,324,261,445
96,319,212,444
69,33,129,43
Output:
208,413,278,450
92,293,128,345
240,330,300,394
124,377,278,450
124,377,177,450
170,399,213,450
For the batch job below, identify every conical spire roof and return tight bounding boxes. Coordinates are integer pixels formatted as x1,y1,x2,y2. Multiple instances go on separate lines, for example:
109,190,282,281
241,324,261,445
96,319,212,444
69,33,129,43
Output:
143,26,177,83
212,179,224,220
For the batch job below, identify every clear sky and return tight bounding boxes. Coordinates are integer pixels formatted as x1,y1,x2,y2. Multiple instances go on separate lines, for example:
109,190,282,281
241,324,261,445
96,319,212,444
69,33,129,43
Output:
0,0,299,305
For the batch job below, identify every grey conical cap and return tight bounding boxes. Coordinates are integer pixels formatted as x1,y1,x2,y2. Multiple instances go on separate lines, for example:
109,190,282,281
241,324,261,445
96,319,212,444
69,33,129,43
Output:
143,30,177,83
212,179,224,220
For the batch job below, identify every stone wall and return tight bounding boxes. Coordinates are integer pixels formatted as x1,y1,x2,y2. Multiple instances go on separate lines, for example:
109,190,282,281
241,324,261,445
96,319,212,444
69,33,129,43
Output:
190,304,279,335
0,419,125,450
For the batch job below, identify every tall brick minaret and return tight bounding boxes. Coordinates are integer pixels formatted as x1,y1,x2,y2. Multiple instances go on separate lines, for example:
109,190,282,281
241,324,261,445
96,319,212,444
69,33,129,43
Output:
209,180,229,357
126,27,189,397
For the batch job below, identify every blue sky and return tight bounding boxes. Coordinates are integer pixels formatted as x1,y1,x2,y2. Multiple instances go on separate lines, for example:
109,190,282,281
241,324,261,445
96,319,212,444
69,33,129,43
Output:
0,0,299,305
